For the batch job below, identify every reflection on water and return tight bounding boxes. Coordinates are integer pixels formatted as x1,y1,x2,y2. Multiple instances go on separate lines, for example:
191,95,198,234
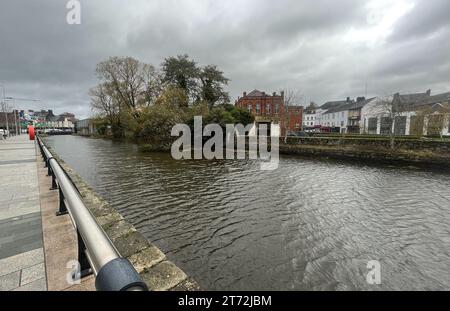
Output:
46,135,450,290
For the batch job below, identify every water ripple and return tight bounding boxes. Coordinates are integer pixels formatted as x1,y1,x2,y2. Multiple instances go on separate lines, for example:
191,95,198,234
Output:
46,136,450,290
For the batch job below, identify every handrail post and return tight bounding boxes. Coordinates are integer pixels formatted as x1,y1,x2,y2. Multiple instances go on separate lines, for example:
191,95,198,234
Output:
50,173,58,190
56,188,69,216
75,230,93,279
47,164,52,177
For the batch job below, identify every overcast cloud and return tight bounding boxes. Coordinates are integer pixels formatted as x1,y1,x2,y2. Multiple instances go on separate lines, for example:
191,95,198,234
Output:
0,0,449,118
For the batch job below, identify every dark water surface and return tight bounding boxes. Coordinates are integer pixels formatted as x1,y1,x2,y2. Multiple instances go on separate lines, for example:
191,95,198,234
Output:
46,135,450,290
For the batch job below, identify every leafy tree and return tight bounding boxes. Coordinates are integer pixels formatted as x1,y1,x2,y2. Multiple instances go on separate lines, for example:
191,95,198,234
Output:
222,104,254,125
162,54,200,97
134,86,192,150
162,55,230,108
137,104,189,151
204,104,254,128
204,107,235,128
154,86,189,108
199,65,230,109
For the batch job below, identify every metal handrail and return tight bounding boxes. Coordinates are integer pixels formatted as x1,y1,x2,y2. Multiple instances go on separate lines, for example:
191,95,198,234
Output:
36,137,148,291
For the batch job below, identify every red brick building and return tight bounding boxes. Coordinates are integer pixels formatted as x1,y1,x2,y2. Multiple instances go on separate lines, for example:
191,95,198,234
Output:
287,106,303,132
235,89,303,136
235,90,286,136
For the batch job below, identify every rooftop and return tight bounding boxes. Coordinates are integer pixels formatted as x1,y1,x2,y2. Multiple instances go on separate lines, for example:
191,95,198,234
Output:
241,89,282,98
323,97,375,114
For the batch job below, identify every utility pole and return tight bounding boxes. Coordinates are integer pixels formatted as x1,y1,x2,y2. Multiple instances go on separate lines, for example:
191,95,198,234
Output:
1,84,11,137
13,108,18,136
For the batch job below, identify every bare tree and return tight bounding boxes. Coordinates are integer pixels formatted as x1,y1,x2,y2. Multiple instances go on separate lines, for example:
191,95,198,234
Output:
141,64,164,107
416,103,450,139
377,94,412,149
1,99,10,137
280,88,302,143
89,83,120,126
96,57,149,113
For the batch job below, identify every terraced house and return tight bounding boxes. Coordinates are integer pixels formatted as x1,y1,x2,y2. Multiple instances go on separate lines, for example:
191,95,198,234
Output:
319,97,376,134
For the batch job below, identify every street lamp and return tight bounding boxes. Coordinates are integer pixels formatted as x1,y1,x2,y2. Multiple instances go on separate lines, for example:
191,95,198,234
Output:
5,96,41,135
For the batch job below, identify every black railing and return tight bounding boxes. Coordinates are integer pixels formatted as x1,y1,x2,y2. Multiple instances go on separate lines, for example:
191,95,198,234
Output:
36,137,148,291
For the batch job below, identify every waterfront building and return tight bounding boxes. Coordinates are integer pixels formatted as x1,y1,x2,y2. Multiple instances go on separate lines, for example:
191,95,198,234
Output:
319,97,376,133
302,103,321,132
75,118,98,136
287,105,304,133
19,109,77,131
235,90,286,136
361,90,450,136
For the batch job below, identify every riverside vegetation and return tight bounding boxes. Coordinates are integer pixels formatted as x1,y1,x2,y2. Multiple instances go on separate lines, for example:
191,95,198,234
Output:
90,55,254,151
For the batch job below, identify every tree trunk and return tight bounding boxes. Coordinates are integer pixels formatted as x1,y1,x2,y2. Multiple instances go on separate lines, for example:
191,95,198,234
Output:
390,117,395,150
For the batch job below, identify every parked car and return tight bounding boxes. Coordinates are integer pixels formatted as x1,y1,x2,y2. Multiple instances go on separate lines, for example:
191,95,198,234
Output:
0,129,9,138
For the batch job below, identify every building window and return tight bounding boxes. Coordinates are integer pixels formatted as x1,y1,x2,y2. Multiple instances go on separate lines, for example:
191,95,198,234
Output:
342,112,344,117
295,123,300,129
427,115,444,136
394,116,407,135
275,104,279,114
368,117,378,134
247,104,252,113
380,117,393,135
256,104,260,114
266,104,271,114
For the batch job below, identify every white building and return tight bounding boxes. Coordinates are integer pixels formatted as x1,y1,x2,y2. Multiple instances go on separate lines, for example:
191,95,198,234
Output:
302,104,322,132
318,97,376,133
361,91,450,136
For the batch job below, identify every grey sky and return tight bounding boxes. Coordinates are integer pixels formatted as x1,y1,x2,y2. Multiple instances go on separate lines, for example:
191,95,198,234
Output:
0,0,449,118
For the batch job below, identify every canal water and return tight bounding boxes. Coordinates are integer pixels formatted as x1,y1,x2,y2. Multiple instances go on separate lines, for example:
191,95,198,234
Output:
46,135,450,290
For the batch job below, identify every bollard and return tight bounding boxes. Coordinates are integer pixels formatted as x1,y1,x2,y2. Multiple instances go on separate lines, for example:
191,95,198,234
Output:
29,126,35,140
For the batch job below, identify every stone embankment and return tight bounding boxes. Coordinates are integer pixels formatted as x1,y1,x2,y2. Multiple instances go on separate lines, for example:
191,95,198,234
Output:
280,136,450,167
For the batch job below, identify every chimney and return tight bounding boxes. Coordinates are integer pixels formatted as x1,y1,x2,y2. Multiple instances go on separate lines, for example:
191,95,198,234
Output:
273,92,277,96
281,91,285,99
243,91,247,97
426,89,431,96
346,97,351,103
262,92,266,96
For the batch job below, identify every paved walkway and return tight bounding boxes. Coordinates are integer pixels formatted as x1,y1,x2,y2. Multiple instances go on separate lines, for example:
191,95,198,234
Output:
0,135,47,291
